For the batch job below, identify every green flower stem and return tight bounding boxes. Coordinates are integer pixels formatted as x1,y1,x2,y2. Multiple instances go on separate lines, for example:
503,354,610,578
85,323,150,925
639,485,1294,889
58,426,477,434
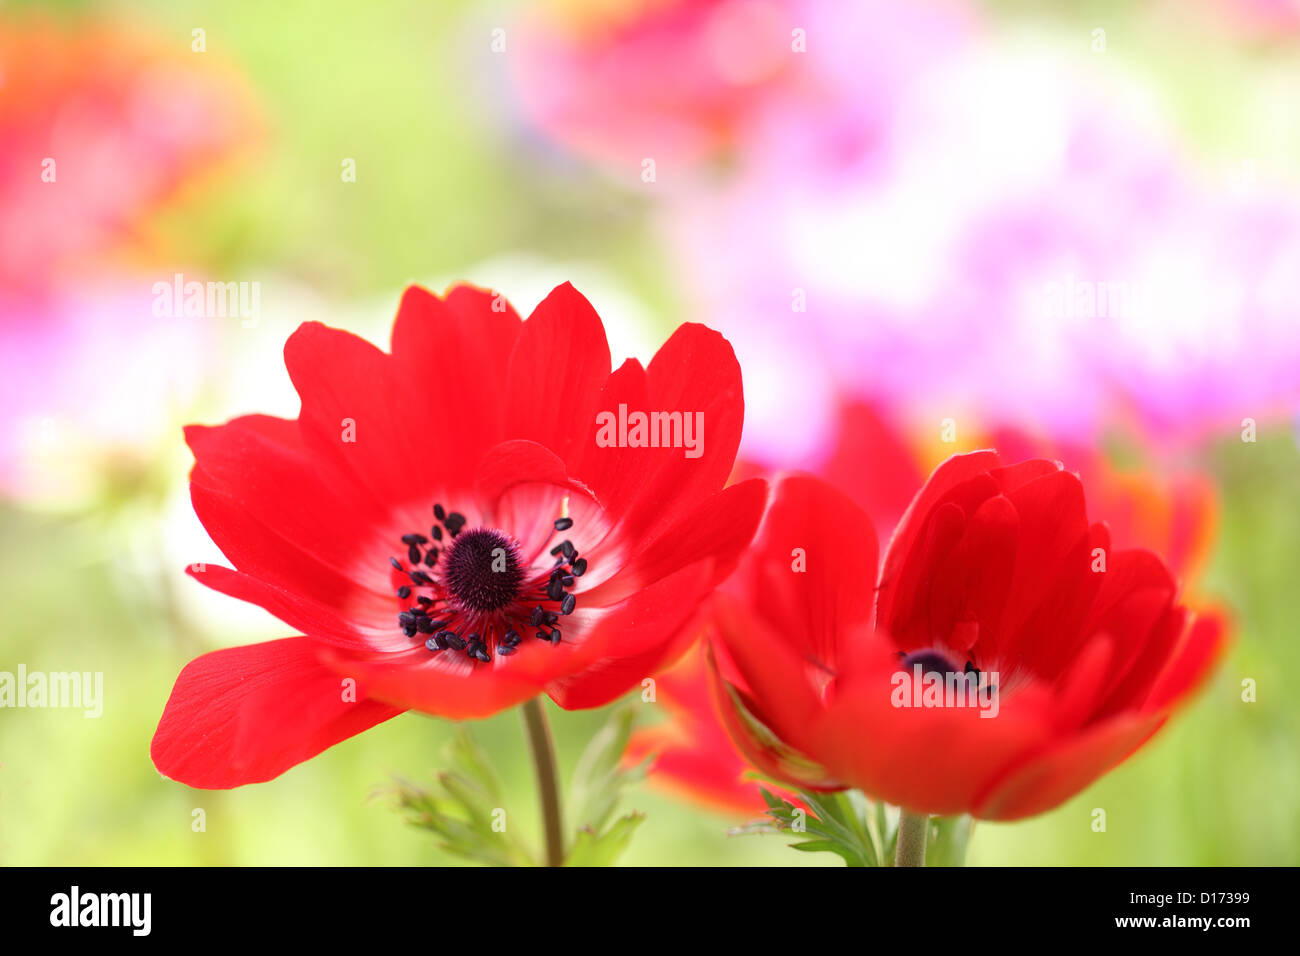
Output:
894,808,930,867
521,697,565,866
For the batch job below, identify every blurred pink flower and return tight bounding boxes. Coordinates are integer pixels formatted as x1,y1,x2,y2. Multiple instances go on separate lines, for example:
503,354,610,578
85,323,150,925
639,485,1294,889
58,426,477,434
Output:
510,0,1300,447
663,36,1300,448
1201,0,1300,38
509,0,973,172
0,283,212,504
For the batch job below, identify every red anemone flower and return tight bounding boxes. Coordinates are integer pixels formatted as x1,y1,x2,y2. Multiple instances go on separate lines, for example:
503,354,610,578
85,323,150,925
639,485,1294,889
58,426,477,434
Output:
708,455,1226,821
634,401,1219,817
152,282,765,789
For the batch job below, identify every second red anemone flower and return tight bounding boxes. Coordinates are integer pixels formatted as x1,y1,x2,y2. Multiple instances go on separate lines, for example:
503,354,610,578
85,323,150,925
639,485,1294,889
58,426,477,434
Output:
152,282,764,789
708,455,1226,821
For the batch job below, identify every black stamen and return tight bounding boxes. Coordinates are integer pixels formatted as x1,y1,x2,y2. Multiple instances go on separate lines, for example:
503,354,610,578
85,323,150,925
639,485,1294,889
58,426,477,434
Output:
393,499,593,654
466,635,490,663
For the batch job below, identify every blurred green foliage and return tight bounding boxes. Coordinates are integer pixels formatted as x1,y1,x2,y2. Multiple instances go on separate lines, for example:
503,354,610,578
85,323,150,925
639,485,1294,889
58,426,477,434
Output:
1,0,1296,865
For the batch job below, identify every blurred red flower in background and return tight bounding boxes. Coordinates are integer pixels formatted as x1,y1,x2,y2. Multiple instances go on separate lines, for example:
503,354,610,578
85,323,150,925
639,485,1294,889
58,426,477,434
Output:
152,282,765,788
0,16,256,294
634,401,1222,819
0,15,259,505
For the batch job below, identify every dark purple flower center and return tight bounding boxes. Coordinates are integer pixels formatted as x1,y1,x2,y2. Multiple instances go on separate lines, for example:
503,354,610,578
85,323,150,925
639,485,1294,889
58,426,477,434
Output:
385,503,590,667
443,528,525,612
899,649,961,677
898,649,988,685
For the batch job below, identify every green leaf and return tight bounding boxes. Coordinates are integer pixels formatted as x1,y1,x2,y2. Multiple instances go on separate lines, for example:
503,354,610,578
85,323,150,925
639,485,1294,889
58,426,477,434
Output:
568,704,646,834
741,787,887,867
565,812,646,867
445,725,505,800
380,727,536,867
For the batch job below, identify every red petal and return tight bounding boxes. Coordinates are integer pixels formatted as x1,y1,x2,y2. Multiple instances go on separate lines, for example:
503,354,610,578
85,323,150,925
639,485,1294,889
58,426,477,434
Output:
504,282,611,464
973,613,1227,820
971,713,1163,821
389,283,522,490
877,500,967,649
1144,612,1228,712
925,493,1019,661
708,638,845,792
1078,548,1178,715
739,474,877,675
814,637,1055,815
186,564,385,648
703,476,878,764
472,438,579,512
544,563,715,710
883,452,1001,561
995,469,1094,669
582,478,767,607
318,643,553,719
571,323,745,543
283,321,429,509
185,415,392,613
877,451,1001,631
151,638,402,789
